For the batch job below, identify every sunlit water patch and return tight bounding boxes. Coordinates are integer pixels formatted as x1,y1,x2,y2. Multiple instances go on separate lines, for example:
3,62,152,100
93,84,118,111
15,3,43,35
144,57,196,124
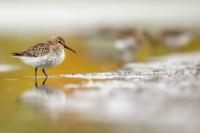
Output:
0,64,20,72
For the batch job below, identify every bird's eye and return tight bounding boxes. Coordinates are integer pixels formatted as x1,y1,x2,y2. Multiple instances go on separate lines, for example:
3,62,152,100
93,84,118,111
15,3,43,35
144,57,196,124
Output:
58,41,63,44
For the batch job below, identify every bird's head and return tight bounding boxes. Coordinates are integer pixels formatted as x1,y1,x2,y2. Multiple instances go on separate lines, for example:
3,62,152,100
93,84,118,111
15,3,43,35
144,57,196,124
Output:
53,36,77,54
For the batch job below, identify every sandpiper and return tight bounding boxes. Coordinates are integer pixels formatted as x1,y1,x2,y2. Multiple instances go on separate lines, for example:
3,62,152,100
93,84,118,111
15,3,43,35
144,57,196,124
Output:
114,28,145,65
146,29,194,49
158,29,194,49
12,36,76,87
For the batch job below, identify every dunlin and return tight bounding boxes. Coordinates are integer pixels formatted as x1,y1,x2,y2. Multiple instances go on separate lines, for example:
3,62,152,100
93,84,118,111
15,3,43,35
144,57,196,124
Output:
146,29,194,49
114,28,145,65
158,29,194,48
12,36,76,87
91,27,145,65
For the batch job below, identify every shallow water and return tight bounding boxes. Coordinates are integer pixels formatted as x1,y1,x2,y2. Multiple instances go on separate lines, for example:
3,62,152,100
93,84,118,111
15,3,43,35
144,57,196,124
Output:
1,35,200,133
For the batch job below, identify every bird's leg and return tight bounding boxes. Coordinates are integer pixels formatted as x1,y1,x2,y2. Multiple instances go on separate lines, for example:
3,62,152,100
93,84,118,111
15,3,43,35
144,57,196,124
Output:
35,67,38,88
42,69,48,86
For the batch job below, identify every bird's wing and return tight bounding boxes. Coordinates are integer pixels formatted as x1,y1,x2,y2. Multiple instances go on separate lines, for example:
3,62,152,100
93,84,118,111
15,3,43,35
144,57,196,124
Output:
20,42,50,57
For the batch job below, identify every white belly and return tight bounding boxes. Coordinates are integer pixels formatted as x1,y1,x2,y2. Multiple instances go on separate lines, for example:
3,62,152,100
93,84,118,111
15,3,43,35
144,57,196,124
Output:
18,50,65,68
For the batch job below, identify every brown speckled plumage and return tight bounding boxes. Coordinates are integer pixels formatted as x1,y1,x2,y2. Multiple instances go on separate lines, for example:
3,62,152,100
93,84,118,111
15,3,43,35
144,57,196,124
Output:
12,36,66,57
21,43,50,57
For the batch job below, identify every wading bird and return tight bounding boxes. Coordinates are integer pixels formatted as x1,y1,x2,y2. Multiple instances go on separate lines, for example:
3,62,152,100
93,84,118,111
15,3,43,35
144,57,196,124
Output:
114,28,145,65
12,36,76,87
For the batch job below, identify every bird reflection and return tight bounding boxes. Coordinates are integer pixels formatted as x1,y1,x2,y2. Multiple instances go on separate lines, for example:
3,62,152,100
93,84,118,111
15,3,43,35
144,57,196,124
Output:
21,80,67,117
35,74,48,88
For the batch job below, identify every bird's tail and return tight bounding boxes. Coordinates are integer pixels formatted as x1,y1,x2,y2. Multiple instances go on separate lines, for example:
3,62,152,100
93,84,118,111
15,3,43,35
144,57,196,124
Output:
11,52,24,57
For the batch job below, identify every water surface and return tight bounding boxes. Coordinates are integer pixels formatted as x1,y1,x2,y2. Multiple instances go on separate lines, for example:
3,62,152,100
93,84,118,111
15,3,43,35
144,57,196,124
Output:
0,35,200,133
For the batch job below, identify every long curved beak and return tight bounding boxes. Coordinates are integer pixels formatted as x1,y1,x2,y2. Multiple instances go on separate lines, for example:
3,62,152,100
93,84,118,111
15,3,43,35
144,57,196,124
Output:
64,44,77,54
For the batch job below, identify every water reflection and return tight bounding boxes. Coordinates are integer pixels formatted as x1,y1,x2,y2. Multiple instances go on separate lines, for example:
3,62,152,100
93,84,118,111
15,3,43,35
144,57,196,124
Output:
18,51,200,128
21,83,67,117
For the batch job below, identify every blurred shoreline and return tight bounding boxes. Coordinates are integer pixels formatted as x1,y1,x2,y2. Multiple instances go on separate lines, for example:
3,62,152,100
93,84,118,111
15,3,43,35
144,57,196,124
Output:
0,0,199,35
